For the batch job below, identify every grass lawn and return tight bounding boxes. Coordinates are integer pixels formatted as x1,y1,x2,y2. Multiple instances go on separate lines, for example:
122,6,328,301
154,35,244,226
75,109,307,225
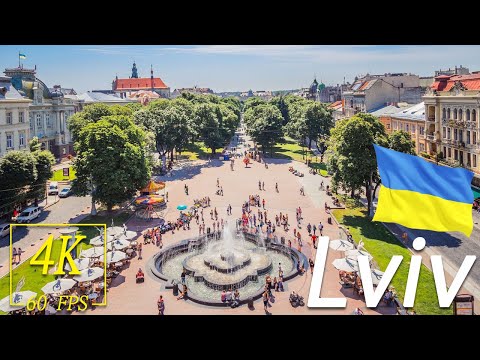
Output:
50,168,76,181
0,211,132,315
332,207,451,315
179,142,226,160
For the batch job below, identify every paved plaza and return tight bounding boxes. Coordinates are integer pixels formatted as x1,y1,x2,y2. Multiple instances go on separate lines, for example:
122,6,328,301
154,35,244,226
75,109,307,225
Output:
86,128,396,315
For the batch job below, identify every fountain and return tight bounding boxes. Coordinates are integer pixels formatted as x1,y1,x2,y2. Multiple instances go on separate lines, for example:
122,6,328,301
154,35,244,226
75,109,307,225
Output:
149,223,305,306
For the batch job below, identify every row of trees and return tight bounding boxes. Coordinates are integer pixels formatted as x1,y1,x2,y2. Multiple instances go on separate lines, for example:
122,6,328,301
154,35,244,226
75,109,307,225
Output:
68,94,241,211
327,113,415,215
0,138,55,217
242,95,334,155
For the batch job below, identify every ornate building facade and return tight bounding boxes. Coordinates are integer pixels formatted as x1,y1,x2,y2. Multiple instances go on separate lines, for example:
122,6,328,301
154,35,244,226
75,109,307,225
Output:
4,67,77,158
0,76,31,157
112,62,170,99
424,73,480,175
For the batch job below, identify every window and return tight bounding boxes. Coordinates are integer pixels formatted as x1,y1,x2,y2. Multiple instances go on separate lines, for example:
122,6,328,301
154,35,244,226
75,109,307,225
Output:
442,108,446,119
474,154,477,168
473,110,477,123
454,129,458,141
454,109,458,119
459,109,463,120
46,113,52,128
459,130,463,142
447,108,451,119
467,153,471,167
29,113,34,131
419,126,425,135
447,128,451,139
454,149,458,160
6,133,13,149
467,131,471,144
474,132,477,144
6,112,12,124
411,125,416,134
443,146,446,156
406,124,409,132
448,148,452,157
467,109,471,121
19,131,25,147
443,127,446,138
19,111,24,123
36,113,43,129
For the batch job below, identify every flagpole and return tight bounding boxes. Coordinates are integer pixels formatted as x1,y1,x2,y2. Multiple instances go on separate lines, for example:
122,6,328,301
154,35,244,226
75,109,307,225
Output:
18,51,20,68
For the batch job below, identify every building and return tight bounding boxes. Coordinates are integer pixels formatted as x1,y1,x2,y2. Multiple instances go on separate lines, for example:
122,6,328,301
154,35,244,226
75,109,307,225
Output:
369,102,412,131
112,62,170,99
65,92,135,110
435,65,470,77
388,103,427,154
423,73,480,176
171,86,215,98
4,67,77,158
0,76,31,157
49,85,77,95
319,84,345,103
342,73,424,118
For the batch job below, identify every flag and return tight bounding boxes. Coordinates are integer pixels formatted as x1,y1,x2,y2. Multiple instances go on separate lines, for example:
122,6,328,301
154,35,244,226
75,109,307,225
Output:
373,144,474,237
19,53,26,60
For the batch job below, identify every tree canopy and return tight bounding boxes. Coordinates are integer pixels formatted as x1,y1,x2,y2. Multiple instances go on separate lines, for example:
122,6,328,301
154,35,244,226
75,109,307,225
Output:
388,130,416,155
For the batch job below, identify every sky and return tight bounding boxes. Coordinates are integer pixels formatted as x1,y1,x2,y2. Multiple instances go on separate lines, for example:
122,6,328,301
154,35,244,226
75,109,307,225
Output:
1,45,480,93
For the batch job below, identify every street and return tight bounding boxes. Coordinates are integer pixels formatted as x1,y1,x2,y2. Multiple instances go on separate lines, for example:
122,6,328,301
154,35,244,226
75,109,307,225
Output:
0,192,91,264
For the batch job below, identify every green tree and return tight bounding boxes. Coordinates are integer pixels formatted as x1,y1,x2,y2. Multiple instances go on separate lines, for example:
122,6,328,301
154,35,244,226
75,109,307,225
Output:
327,113,388,216
67,103,112,140
388,130,416,155
72,115,151,211
28,150,55,203
29,137,41,152
0,151,37,216
244,104,284,156
243,97,265,112
195,103,224,155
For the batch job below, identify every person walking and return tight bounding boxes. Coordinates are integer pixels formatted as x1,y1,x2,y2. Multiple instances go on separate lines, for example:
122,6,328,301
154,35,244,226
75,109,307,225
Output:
12,247,17,264
262,199,266,209
262,290,269,311
309,258,315,275
312,224,317,235
166,192,169,202
319,222,324,236
181,269,186,285
307,223,312,235
157,295,165,315
262,181,265,191
258,180,262,191
138,242,143,260
217,178,220,187
275,183,278,193
311,233,317,249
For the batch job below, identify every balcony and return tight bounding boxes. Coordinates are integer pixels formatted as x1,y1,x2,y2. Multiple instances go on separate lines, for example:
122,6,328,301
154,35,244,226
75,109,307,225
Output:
426,134,435,141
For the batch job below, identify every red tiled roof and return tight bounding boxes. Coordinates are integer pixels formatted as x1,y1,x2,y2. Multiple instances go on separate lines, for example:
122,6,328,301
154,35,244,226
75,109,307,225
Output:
431,73,480,92
329,100,342,108
114,77,168,90
358,81,371,91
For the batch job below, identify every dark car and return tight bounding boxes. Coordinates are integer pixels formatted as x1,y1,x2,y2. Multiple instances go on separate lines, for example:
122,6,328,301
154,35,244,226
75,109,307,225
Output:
58,187,73,198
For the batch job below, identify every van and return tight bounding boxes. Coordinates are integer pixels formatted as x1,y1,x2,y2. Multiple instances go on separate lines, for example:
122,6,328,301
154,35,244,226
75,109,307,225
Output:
16,206,41,223
48,182,59,195
0,223,15,238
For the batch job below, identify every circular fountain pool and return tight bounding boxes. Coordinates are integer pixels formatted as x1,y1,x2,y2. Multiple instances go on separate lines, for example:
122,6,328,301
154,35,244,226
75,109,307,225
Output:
149,225,304,306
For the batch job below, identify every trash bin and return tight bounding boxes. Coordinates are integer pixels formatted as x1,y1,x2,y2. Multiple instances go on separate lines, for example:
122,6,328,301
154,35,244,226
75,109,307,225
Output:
248,297,254,309
172,282,179,296
328,217,332,224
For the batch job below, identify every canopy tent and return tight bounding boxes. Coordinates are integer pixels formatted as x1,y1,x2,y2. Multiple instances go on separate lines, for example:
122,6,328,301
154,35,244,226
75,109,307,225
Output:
134,195,165,206
140,180,166,194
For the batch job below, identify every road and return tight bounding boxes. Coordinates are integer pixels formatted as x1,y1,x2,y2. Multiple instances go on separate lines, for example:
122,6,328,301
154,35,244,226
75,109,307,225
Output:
0,190,91,264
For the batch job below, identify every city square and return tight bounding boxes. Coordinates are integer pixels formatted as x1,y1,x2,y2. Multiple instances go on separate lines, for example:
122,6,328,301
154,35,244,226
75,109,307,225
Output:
1,45,479,316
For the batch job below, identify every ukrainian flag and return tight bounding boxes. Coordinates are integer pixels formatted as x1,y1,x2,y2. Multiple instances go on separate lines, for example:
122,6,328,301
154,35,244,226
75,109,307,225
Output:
19,53,26,60
373,144,474,237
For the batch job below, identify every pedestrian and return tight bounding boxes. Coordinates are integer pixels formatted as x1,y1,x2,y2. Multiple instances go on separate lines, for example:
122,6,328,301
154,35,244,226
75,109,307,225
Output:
262,290,269,311
138,242,143,260
288,239,292,248
309,258,315,275
319,222,324,236
181,269,186,285
262,181,265,190
312,224,317,235
258,180,262,190
217,178,220,187
210,209,214,220
262,199,265,209
275,183,278,192
157,295,165,315
278,262,283,277
220,186,223,196
12,247,17,264
166,192,169,202
311,234,317,249
307,223,312,235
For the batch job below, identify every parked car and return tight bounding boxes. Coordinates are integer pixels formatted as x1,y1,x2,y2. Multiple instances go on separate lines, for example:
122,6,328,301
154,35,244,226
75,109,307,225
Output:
48,182,59,195
16,206,41,223
0,223,15,238
58,187,72,198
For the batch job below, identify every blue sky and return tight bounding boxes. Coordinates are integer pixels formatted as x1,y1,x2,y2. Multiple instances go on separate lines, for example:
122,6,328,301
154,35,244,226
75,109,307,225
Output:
1,45,480,93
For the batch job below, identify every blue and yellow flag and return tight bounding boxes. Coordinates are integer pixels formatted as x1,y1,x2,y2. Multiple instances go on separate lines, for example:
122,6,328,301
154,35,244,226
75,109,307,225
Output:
373,144,474,237
19,53,26,60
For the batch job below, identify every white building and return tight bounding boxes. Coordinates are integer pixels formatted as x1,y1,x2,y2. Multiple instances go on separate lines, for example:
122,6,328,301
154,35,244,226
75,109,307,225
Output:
0,76,31,157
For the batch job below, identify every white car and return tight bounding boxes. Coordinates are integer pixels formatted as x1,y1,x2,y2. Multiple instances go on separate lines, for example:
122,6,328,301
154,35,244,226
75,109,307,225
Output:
16,206,41,223
0,223,15,238
48,182,59,195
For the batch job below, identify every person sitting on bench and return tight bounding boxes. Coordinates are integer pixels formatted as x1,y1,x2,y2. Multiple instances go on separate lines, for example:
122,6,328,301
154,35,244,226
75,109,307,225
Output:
136,268,145,283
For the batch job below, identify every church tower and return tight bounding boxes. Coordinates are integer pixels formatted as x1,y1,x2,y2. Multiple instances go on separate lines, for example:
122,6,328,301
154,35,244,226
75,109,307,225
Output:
131,61,138,78
150,65,154,91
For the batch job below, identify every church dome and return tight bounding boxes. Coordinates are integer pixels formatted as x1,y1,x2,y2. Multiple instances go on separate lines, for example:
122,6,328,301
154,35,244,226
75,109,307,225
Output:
318,82,325,91
309,78,319,93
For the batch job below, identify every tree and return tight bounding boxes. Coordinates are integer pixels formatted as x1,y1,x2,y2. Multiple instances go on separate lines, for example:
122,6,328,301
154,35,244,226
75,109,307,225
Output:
388,130,416,155
67,103,112,140
0,151,37,216
72,115,151,211
243,97,265,112
327,113,388,216
270,94,290,126
28,150,55,203
29,137,41,152
244,104,284,156
195,103,224,155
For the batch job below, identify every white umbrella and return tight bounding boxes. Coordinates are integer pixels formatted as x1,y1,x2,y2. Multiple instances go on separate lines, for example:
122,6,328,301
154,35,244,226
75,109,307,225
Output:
115,231,137,241
107,226,124,237
99,251,127,264
73,267,104,282
80,246,104,258
367,268,384,286
345,249,373,261
0,291,37,312
65,258,90,272
90,235,106,246
332,257,359,272
107,238,131,251
329,239,355,251
41,279,77,294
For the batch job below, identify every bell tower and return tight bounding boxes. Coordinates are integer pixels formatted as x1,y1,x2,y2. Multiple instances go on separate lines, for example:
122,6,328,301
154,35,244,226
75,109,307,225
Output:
131,61,138,78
